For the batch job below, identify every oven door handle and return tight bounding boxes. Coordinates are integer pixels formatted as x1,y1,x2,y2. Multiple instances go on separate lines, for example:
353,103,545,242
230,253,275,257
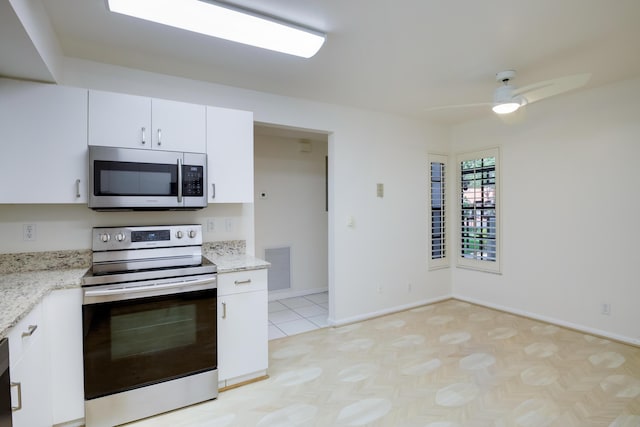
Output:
83,276,217,304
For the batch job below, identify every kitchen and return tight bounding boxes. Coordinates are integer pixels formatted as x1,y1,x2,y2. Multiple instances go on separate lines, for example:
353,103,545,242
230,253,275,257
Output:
1,0,640,426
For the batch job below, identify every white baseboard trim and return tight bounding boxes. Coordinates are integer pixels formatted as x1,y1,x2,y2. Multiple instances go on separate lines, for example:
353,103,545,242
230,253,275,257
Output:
329,295,452,327
268,287,328,302
453,294,640,347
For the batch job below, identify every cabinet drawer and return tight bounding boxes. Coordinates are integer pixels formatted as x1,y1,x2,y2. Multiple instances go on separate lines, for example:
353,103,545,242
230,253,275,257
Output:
217,269,267,296
7,302,43,367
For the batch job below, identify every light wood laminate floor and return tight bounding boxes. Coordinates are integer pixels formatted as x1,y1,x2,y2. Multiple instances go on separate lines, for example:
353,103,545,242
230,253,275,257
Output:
125,300,640,426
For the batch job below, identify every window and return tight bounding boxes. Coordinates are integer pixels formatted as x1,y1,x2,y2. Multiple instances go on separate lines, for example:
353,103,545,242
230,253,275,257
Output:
457,148,500,273
429,154,448,269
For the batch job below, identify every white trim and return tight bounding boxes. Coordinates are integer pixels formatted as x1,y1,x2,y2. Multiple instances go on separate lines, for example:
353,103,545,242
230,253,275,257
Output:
328,295,452,327
268,286,328,302
453,294,640,347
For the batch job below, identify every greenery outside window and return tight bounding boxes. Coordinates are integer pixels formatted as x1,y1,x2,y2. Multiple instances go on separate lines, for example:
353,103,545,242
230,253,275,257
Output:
457,148,500,273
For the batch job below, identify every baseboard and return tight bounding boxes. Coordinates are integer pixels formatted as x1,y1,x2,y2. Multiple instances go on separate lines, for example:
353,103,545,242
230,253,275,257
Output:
452,294,640,347
329,295,452,327
268,287,328,301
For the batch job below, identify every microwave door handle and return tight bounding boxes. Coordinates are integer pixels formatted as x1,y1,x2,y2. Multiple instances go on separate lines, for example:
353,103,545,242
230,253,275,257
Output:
177,157,183,203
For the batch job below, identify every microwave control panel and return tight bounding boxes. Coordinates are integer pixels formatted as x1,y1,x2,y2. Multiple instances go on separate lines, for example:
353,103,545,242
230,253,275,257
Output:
182,165,204,196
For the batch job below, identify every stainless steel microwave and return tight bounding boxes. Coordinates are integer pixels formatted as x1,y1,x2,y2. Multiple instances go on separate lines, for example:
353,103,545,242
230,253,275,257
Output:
89,145,207,210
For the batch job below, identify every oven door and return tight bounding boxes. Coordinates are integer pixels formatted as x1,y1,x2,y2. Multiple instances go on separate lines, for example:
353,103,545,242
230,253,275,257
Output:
82,278,216,401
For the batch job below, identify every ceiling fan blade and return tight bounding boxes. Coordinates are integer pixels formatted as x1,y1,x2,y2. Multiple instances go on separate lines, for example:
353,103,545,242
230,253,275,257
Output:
513,73,591,104
425,102,491,112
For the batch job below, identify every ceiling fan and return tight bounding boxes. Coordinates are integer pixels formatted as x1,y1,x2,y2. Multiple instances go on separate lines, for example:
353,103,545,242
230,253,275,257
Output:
428,70,591,115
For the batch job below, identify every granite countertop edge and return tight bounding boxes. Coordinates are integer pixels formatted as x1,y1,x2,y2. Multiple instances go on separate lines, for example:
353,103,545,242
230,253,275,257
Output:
0,254,269,341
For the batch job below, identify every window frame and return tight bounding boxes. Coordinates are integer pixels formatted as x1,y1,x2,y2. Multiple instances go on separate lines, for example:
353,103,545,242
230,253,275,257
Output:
456,147,501,274
428,153,449,270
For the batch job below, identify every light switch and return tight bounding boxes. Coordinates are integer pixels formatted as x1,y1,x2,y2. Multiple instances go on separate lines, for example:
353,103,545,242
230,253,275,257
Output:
377,183,384,198
347,216,355,228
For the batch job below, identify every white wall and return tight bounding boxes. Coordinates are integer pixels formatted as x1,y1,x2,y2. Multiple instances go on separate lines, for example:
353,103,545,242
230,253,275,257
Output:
254,134,328,298
450,76,640,345
0,203,253,254
56,57,451,325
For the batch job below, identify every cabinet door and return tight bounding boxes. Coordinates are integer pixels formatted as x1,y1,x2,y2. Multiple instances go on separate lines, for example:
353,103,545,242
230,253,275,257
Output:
152,98,206,153
88,90,152,149
45,289,84,425
206,106,254,203
9,304,51,427
0,78,88,203
217,289,268,382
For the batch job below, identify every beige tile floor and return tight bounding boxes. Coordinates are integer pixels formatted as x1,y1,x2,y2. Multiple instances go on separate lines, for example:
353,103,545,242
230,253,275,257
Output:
268,292,329,339
125,299,640,426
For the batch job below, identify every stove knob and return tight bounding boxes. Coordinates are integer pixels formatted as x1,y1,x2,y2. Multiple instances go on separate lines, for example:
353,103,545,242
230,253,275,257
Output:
99,233,111,243
176,230,184,239
188,230,197,238
114,232,126,242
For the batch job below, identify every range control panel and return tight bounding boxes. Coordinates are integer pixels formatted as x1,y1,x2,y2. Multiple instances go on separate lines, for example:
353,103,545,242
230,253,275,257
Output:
92,225,202,251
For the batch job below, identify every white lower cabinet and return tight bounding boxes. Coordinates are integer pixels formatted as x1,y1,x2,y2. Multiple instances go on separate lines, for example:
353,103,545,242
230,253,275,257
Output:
8,289,85,427
217,269,268,389
8,302,52,427
45,289,85,425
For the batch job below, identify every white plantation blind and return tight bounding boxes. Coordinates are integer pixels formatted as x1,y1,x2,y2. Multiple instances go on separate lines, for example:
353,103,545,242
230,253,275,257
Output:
429,154,448,269
457,148,500,273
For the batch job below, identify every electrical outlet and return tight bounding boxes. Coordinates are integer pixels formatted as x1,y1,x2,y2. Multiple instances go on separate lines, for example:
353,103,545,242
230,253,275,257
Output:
224,218,234,232
23,224,37,241
601,303,611,316
408,283,412,293
206,218,215,232
377,285,382,294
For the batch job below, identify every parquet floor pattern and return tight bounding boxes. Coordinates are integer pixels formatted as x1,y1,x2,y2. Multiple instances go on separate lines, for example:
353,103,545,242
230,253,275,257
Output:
126,300,640,426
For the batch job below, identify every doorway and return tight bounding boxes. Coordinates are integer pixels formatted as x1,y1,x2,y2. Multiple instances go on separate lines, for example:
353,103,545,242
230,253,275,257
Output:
253,123,329,338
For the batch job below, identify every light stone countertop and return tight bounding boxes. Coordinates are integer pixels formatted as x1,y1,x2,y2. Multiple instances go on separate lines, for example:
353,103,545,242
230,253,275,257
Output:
0,243,268,341
0,268,87,340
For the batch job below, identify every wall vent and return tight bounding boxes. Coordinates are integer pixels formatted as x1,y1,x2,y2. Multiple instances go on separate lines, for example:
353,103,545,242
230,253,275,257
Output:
265,247,291,291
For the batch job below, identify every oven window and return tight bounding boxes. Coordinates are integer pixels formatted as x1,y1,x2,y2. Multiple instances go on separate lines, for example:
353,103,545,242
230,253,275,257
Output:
94,161,177,196
111,305,197,360
83,289,216,400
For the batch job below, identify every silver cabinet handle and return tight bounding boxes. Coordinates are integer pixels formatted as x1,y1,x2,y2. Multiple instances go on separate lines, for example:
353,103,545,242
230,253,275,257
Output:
157,129,162,146
177,158,183,203
222,302,227,319
21,324,37,338
11,382,22,412
211,183,216,199
234,279,252,285
141,127,146,145
75,179,81,198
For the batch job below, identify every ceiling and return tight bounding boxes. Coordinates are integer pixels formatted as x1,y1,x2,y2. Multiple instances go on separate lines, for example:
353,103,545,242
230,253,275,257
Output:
3,0,640,124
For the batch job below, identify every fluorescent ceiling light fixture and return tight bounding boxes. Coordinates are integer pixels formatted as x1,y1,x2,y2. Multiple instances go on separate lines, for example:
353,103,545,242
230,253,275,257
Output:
107,0,326,58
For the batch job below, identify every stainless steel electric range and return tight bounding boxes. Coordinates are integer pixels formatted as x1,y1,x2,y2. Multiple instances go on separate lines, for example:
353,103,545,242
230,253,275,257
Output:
82,225,217,427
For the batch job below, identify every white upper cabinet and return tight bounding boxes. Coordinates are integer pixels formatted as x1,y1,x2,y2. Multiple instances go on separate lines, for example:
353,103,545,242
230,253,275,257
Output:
0,78,88,203
88,90,206,153
206,106,254,203
152,98,206,153
88,90,151,149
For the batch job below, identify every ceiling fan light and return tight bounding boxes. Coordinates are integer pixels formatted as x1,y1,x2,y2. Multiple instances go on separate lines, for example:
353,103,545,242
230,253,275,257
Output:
107,0,326,58
492,84,521,114
492,102,521,114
